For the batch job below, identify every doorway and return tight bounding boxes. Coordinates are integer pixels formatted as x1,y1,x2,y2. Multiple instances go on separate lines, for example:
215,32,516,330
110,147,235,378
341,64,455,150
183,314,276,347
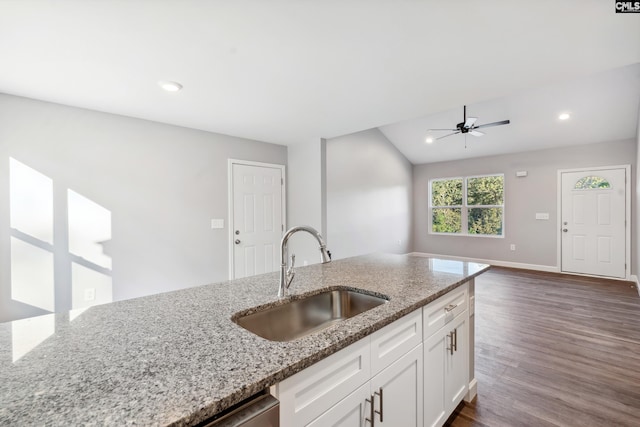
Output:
559,166,629,279
228,160,286,279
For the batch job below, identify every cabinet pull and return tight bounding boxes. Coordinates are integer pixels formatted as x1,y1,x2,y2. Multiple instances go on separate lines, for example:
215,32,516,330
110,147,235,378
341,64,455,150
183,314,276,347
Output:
453,328,458,352
374,387,384,422
447,331,454,355
365,395,375,426
445,303,457,312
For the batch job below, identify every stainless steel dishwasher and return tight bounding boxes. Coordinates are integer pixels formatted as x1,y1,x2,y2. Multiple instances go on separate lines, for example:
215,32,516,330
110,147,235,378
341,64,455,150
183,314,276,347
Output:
199,390,279,427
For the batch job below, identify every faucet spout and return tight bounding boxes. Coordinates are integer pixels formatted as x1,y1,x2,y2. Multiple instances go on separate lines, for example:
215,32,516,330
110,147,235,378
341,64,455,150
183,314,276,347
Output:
278,225,331,298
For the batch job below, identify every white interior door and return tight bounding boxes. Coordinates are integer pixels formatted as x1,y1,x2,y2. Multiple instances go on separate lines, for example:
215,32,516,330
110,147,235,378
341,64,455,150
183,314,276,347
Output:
561,168,626,278
231,162,284,279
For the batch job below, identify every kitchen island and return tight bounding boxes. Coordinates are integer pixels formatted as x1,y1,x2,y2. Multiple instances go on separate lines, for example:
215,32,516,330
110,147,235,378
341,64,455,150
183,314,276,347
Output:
0,254,489,426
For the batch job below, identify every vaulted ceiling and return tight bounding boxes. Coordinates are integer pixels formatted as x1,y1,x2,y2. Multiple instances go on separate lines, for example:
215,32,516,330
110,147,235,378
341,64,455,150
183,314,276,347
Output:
0,1,638,162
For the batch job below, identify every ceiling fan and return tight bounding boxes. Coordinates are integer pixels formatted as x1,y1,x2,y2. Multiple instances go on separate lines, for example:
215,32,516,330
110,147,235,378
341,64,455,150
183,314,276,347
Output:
428,105,510,141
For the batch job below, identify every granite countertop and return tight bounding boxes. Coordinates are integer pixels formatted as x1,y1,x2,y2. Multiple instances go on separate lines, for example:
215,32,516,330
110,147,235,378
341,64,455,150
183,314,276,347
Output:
0,253,489,426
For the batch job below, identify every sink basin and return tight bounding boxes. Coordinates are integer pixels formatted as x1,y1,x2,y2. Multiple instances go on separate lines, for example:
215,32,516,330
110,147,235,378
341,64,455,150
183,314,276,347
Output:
233,289,388,342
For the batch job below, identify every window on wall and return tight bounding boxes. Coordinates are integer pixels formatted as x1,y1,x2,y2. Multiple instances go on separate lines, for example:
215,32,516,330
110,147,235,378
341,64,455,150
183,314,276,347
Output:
430,174,504,237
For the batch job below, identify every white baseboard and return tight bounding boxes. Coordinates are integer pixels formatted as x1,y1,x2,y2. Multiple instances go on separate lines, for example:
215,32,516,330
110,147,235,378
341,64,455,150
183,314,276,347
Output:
408,252,559,273
631,275,640,297
465,378,478,403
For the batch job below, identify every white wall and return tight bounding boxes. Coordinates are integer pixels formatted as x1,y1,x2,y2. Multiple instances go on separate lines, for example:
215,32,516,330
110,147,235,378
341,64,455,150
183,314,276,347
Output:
286,138,327,266
326,128,412,259
413,139,636,271
0,93,287,322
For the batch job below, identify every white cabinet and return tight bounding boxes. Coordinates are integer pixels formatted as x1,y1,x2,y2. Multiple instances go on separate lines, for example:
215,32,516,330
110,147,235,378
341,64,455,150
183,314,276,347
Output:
444,313,468,411
276,309,422,427
275,338,371,427
307,383,371,427
309,344,423,427
423,308,468,427
423,328,447,427
371,343,423,426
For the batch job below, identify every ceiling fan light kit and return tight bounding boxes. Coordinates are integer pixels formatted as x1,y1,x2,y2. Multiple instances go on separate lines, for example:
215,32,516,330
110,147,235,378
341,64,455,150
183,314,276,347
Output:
428,105,510,141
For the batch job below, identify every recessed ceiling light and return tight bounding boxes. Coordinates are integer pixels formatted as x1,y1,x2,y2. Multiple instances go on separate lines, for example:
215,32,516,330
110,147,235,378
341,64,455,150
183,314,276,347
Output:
558,112,570,120
158,81,183,92
425,137,434,144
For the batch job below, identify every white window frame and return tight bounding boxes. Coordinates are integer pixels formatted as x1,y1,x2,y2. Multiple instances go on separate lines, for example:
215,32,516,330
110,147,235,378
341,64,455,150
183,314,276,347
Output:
428,173,505,238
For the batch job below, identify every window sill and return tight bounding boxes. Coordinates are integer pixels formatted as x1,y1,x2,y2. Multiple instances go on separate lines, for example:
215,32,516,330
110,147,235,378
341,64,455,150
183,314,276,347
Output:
428,232,505,239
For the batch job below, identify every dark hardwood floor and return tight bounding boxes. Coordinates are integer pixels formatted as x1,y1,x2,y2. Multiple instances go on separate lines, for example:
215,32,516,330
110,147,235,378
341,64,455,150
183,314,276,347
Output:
447,267,640,427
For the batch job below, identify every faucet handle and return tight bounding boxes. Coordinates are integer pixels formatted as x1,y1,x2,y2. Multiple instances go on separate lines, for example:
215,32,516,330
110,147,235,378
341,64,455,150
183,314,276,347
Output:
287,254,296,276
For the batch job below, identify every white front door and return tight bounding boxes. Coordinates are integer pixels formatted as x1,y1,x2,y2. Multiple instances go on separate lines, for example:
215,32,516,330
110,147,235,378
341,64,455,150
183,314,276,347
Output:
231,162,284,279
561,168,626,278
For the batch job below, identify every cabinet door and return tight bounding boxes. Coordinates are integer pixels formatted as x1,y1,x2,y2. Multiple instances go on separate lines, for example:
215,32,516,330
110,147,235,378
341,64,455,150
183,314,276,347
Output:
444,313,468,414
307,383,371,427
424,329,447,427
276,338,371,427
370,344,423,427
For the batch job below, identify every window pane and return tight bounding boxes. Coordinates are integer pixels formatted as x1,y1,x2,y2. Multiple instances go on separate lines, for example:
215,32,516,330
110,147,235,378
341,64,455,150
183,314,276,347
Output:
432,208,461,233
468,208,503,235
431,179,463,206
574,176,610,189
467,176,504,205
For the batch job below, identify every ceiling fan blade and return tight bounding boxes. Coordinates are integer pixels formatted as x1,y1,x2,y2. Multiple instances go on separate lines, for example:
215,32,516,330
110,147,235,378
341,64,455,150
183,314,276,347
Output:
435,131,460,140
474,119,510,129
464,117,477,128
469,130,484,137
428,128,458,131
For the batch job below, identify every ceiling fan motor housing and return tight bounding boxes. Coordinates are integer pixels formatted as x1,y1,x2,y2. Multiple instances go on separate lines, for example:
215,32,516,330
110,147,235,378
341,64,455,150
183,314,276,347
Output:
456,122,470,133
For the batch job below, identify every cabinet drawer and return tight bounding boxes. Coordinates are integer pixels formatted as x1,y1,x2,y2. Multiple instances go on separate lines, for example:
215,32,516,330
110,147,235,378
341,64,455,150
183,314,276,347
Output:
276,338,371,427
423,283,467,340
370,309,422,375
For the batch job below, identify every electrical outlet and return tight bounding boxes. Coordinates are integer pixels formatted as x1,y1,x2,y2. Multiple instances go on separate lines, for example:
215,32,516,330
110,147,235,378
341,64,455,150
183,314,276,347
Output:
84,288,96,301
510,244,516,251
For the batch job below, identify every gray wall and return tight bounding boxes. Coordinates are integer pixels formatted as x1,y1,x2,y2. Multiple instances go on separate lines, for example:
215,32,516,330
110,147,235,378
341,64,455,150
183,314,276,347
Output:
286,138,327,266
326,128,413,259
0,93,287,322
413,139,636,270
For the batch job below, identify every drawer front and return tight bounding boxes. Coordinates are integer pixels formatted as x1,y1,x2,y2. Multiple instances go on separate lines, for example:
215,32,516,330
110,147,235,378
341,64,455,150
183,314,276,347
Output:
370,308,422,375
277,337,371,427
423,283,468,340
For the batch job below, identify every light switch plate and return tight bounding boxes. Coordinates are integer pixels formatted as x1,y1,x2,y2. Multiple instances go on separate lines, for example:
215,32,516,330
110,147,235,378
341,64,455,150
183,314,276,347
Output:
535,213,550,220
211,219,224,229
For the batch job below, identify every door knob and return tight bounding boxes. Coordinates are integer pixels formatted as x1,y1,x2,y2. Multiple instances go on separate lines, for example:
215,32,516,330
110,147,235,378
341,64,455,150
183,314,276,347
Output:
235,239,241,244
562,229,568,232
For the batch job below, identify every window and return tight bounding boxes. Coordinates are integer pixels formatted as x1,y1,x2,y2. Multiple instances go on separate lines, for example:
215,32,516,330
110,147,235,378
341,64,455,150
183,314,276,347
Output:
429,174,504,236
574,176,610,190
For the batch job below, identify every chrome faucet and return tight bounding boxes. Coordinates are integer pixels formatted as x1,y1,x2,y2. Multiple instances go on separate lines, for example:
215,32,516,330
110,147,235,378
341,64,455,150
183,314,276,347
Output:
279,225,331,298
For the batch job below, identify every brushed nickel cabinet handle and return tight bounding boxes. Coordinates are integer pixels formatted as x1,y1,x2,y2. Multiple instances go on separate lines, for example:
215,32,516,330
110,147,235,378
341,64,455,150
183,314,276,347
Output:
445,303,457,312
374,387,383,422
447,331,454,355
453,328,458,352
366,395,375,426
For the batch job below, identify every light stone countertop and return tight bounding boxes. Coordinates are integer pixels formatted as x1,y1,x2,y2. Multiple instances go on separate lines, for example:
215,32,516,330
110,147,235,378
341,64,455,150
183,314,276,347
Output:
0,253,489,426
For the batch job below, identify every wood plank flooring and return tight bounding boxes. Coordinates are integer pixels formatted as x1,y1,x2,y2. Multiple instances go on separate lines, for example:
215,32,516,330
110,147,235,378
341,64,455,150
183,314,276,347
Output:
446,267,640,427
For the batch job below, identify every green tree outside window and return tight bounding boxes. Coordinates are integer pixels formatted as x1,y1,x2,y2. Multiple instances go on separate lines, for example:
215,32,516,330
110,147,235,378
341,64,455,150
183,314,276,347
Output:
430,175,504,236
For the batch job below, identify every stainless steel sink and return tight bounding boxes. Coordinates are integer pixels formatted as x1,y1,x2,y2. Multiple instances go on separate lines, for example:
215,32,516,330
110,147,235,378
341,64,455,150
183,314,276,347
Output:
233,289,388,342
